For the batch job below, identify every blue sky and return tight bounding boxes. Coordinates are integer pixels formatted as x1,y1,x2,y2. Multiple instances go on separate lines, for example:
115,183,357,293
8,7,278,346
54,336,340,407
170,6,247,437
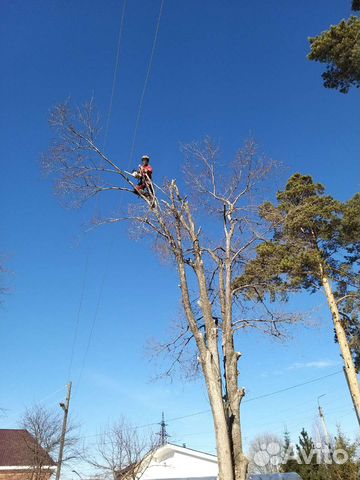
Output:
0,0,359,468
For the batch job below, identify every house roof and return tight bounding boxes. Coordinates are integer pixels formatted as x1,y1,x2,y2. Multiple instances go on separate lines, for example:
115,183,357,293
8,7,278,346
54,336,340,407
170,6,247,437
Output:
116,442,217,478
168,443,217,458
249,474,303,480
153,443,217,463
0,429,56,468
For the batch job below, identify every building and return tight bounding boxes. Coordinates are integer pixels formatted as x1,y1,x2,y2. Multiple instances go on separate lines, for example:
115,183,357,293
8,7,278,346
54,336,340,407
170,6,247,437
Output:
0,429,56,480
118,443,218,480
249,475,303,479
117,443,305,480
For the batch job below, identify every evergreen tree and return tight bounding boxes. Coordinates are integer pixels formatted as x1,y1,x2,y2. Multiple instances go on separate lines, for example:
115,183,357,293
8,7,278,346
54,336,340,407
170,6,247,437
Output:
281,431,298,473
308,1,360,93
233,174,360,423
326,429,360,480
335,193,360,372
282,429,325,480
282,427,360,480
295,429,324,480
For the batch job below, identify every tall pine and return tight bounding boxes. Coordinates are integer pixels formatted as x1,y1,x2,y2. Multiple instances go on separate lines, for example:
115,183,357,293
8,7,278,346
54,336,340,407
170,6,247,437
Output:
234,174,360,424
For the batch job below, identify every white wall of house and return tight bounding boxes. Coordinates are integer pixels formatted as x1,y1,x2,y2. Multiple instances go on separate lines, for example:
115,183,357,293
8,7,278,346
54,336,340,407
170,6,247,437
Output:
141,444,218,480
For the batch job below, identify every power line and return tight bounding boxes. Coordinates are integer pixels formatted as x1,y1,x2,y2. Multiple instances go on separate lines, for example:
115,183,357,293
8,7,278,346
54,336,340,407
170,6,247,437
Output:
70,0,166,391
72,1,128,393
76,237,115,390
103,0,128,149
80,370,343,440
242,370,342,404
68,256,89,380
74,1,166,390
160,371,344,424
36,385,68,404
1,385,67,421
129,0,165,163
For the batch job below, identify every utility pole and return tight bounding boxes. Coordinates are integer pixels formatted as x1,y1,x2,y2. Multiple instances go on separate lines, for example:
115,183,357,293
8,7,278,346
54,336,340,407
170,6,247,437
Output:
343,366,360,426
158,412,169,446
56,382,72,480
317,394,331,448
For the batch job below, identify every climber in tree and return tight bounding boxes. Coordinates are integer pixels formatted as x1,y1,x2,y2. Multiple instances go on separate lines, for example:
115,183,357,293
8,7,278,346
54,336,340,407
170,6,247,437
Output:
133,155,154,197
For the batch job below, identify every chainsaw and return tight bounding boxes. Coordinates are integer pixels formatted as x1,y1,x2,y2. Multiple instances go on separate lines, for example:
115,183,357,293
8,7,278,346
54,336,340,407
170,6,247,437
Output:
124,166,141,179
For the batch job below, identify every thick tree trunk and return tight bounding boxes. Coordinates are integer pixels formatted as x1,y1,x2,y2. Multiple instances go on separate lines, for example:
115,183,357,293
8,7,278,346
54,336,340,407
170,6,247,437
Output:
173,197,249,479
223,228,248,480
224,342,248,480
321,273,360,426
203,355,235,480
176,255,235,480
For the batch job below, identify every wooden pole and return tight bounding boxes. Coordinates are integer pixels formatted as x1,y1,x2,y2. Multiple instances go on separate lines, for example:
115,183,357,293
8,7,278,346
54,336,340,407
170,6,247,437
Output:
55,382,72,480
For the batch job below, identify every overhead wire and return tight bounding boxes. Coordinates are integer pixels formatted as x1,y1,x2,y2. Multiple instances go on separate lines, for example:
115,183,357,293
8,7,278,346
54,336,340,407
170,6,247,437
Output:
103,0,128,149
129,0,165,163
73,1,128,392
68,256,89,380
159,370,344,424
79,369,344,441
241,385,346,427
1,385,67,421
242,370,342,405
76,237,115,390
96,0,127,213
73,0,165,395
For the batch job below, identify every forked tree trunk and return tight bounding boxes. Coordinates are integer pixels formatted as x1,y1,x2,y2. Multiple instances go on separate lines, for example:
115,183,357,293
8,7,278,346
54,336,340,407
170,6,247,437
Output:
203,357,235,480
321,271,360,426
201,345,248,480
222,240,249,479
176,243,248,479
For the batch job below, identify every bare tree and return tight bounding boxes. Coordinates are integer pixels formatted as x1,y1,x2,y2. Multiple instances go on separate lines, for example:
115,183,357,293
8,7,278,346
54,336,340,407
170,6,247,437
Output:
86,419,157,480
247,432,283,475
20,404,79,478
43,99,300,480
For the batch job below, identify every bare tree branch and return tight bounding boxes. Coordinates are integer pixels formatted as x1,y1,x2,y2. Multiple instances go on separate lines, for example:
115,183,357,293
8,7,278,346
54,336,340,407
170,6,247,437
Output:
85,419,158,480
44,100,302,480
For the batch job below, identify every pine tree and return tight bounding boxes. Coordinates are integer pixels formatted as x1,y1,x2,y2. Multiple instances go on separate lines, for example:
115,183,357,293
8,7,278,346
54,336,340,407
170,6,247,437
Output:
326,429,360,480
308,1,360,93
233,174,360,424
282,427,360,480
296,429,323,480
281,431,298,474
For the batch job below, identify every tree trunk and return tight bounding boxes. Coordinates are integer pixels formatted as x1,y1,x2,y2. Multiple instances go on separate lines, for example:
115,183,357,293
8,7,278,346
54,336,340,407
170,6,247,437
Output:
172,195,249,479
224,343,248,480
202,354,235,480
321,272,360,426
176,254,235,480
223,228,249,480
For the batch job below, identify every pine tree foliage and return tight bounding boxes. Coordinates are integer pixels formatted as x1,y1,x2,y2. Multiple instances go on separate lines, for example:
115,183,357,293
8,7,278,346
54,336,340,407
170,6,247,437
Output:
281,430,298,474
308,3,360,93
282,428,360,480
330,429,360,480
352,0,360,11
233,174,360,370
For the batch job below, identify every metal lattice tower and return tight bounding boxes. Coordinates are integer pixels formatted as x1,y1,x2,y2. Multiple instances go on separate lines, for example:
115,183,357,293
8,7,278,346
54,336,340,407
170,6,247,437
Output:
157,412,170,446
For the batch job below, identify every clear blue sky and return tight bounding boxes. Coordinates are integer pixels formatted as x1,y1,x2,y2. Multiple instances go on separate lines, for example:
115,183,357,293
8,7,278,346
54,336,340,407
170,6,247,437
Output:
0,0,359,467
